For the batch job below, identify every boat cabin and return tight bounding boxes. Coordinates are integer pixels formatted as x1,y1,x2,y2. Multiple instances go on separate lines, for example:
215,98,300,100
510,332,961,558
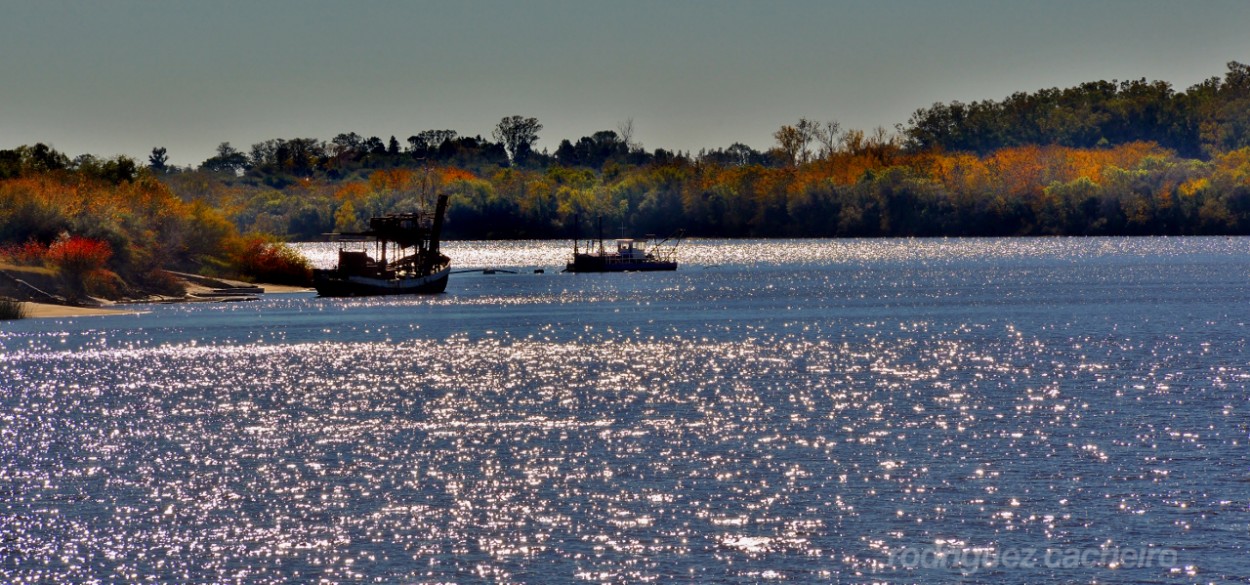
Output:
614,239,649,260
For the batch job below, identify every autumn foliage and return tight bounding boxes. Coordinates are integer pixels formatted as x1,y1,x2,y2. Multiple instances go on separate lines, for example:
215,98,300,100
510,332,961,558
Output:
5,62,1250,290
45,236,112,274
0,146,297,299
160,139,1250,241
0,240,50,266
229,235,312,286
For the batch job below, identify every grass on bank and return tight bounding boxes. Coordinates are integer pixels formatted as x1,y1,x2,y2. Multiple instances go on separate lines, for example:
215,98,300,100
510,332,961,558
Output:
0,297,25,320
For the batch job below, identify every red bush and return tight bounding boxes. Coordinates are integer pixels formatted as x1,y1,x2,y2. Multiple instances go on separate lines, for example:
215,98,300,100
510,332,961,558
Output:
0,240,50,266
46,236,112,274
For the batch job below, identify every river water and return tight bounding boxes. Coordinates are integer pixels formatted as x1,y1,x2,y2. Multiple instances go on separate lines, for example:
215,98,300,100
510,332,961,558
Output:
2,238,1248,584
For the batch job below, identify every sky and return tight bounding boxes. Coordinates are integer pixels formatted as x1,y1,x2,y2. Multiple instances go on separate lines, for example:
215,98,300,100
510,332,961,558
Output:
2,0,1248,167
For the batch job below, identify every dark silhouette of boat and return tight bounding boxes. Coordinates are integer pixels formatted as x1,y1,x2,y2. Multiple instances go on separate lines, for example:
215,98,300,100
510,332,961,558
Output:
313,194,451,296
565,217,682,273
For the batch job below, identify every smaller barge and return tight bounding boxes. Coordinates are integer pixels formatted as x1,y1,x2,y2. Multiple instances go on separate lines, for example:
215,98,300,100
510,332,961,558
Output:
313,194,451,296
565,217,682,273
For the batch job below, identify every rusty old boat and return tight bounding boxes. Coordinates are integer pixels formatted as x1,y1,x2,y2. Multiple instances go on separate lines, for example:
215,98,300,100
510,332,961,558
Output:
313,194,450,296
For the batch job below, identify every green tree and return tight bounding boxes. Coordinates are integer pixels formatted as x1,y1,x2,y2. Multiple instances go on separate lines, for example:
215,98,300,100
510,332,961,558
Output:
23,143,70,173
493,115,543,166
1197,62,1250,155
774,125,803,167
334,200,363,233
200,142,249,175
148,147,169,173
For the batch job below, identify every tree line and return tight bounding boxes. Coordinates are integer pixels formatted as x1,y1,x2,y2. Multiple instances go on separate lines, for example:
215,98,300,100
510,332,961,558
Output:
5,62,1250,258
190,115,689,184
151,138,1250,242
905,61,1250,159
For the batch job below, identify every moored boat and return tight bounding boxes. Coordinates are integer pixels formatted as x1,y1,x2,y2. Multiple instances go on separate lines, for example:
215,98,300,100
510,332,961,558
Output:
564,217,682,273
313,194,451,296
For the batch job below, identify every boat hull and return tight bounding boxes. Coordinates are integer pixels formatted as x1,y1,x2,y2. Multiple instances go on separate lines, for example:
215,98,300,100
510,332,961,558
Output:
313,266,450,297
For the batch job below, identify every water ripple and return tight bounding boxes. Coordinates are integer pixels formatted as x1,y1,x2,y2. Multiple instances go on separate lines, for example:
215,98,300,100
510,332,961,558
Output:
3,238,1248,584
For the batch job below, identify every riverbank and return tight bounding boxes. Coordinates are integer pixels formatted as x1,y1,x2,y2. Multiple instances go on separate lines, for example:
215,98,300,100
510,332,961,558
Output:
175,273,311,298
15,282,312,319
2,265,312,319
19,302,140,318
16,282,309,319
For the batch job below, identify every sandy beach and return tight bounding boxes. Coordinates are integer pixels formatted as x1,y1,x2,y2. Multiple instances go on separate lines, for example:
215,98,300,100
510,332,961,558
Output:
19,302,140,318
14,283,311,319
257,283,313,294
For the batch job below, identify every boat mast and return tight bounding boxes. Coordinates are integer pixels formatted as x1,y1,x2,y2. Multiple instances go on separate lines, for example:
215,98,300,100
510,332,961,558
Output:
597,216,605,254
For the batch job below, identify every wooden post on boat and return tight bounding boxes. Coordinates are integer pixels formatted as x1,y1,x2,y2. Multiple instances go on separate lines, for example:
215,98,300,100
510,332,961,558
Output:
430,194,449,254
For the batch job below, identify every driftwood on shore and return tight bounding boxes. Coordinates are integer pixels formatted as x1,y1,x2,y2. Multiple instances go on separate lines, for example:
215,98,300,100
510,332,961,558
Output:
164,272,264,303
0,270,71,305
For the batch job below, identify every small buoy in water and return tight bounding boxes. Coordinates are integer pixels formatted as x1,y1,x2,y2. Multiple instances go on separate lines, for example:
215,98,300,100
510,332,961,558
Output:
534,268,545,274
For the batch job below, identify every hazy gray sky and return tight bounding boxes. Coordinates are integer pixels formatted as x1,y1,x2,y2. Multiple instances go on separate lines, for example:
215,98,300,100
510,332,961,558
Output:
3,0,1247,166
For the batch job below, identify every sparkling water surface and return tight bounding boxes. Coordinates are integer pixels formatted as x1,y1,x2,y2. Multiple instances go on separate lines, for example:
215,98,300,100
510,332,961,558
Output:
2,238,1248,584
